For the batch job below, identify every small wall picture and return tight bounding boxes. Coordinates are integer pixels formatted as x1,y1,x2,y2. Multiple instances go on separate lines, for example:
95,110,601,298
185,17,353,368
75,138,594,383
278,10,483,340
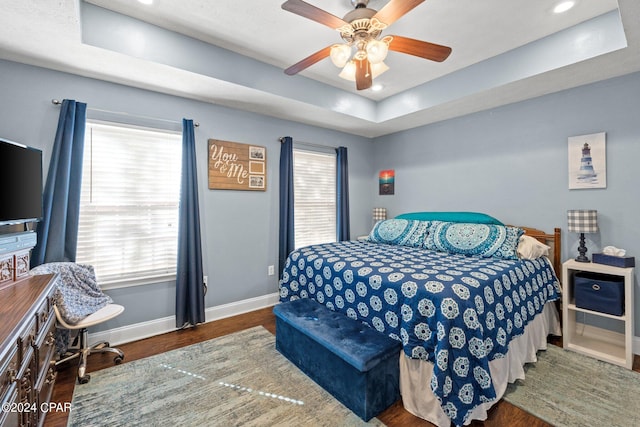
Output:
249,146,265,160
379,169,395,195
568,132,606,189
249,175,265,189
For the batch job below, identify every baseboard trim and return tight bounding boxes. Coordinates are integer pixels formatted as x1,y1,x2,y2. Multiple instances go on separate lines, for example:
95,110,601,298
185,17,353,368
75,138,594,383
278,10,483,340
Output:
88,292,280,347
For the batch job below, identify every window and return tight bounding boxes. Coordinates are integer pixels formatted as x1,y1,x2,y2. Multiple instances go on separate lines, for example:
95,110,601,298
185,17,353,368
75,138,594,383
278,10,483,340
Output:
293,148,336,249
76,121,182,288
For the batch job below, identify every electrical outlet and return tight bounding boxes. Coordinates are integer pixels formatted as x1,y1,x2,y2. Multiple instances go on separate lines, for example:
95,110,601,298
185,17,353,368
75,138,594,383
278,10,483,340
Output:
203,275,208,286
268,265,275,276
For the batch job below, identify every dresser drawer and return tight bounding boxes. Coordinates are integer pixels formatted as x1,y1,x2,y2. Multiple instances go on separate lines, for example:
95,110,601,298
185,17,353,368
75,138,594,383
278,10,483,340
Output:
0,348,18,414
0,384,20,427
17,317,36,364
15,345,34,427
34,292,54,336
35,364,56,427
34,313,56,387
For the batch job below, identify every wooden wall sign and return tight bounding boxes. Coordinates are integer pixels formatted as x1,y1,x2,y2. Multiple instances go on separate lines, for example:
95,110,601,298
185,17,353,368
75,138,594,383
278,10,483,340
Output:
208,139,267,191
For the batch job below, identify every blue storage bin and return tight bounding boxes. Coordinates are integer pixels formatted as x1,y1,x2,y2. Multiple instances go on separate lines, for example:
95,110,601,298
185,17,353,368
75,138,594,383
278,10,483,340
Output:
574,271,624,316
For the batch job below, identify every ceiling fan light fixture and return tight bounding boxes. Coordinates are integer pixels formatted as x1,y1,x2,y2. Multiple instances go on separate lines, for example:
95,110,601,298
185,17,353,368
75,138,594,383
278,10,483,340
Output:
371,61,389,78
338,61,357,81
366,39,388,64
330,44,352,68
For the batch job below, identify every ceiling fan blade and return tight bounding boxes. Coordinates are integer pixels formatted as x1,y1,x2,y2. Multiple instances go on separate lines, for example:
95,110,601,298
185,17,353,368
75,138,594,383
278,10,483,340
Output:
355,58,372,91
282,0,348,30
387,35,452,62
284,45,332,75
372,0,425,26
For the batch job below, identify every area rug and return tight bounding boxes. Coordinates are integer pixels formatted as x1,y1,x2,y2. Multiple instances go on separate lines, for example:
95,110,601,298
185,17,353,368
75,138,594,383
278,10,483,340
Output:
68,326,385,426
503,344,640,427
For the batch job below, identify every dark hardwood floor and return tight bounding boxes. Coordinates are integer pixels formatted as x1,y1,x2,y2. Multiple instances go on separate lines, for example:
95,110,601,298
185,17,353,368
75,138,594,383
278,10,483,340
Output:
44,308,638,427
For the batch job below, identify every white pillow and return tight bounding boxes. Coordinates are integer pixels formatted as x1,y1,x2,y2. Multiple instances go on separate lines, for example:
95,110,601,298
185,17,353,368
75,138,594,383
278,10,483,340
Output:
517,235,550,259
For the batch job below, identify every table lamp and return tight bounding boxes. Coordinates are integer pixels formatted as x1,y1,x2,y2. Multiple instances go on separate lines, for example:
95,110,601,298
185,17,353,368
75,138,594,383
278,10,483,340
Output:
567,209,598,262
373,208,387,227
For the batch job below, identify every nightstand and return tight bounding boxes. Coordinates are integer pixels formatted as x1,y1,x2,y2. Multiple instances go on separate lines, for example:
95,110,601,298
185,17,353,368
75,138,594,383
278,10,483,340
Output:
562,259,635,368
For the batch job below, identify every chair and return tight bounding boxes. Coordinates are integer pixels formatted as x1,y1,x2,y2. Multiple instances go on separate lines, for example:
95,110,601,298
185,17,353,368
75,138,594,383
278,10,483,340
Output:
54,303,125,384
29,262,125,383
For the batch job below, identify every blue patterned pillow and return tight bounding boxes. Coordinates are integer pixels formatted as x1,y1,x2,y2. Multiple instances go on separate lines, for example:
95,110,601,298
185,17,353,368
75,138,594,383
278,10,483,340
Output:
368,219,431,248
424,221,524,259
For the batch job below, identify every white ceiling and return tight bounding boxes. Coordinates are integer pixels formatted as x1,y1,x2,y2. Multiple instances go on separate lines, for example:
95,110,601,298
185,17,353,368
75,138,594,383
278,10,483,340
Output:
0,0,638,137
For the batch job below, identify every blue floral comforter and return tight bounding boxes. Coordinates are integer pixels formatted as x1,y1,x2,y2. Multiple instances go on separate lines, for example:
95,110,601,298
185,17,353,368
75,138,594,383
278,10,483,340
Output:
278,240,560,426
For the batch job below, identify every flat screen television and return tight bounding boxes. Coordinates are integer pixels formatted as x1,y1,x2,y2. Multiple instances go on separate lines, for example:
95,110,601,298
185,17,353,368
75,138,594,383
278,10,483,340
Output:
0,138,43,225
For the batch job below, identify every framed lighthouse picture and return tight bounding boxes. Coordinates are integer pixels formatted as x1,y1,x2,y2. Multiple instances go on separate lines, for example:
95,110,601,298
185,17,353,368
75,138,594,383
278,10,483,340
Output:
568,132,606,189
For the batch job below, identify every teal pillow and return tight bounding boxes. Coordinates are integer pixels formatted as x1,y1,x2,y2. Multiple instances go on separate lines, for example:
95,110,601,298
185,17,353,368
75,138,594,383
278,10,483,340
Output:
395,211,503,225
424,221,523,259
368,219,431,247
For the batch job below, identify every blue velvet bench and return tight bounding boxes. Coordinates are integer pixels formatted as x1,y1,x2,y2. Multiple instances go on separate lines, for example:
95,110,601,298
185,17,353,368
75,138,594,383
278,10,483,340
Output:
273,298,401,421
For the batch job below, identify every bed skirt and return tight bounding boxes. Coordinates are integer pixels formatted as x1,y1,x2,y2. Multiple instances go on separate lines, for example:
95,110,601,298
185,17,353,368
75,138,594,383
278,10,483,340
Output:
400,301,561,426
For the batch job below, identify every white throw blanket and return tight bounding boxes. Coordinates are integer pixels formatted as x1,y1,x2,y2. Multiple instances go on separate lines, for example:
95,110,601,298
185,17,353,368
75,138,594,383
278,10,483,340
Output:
30,262,112,354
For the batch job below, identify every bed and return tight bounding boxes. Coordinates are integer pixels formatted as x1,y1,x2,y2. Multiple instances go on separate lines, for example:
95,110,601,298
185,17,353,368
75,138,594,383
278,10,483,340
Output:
278,216,562,427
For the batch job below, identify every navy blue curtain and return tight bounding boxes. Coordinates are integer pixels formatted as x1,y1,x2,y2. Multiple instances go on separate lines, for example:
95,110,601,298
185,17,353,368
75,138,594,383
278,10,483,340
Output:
336,146,350,241
32,99,87,267
279,136,295,279
175,119,205,328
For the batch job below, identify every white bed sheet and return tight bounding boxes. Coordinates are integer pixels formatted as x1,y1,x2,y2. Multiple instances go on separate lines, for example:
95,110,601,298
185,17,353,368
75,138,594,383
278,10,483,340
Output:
400,301,561,426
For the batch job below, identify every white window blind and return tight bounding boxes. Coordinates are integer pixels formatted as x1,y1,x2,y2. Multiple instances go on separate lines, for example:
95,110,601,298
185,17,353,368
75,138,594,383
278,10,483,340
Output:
293,148,336,249
76,121,182,288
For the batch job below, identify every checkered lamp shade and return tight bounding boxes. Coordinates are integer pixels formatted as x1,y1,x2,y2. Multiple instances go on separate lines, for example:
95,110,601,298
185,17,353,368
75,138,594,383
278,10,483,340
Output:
567,210,598,233
373,208,387,225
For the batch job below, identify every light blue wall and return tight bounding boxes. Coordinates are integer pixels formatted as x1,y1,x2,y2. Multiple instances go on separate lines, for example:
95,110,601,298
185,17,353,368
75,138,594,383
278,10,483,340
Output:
0,59,374,331
3,56,639,336
372,71,640,333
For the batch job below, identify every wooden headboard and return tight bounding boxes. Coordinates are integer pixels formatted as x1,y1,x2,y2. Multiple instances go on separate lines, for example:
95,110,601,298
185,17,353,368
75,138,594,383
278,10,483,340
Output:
518,226,562,274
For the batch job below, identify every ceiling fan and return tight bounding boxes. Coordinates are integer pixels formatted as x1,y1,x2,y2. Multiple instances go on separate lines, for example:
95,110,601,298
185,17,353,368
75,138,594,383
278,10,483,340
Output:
281,0,452,91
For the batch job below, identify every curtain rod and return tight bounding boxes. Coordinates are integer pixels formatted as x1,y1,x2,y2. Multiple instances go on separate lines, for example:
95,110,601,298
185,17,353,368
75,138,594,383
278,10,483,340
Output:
51,99,199,127
279,137,338,150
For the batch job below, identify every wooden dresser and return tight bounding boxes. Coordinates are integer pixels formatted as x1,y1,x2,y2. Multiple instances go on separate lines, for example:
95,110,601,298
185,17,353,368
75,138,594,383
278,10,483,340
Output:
0,274,57,427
